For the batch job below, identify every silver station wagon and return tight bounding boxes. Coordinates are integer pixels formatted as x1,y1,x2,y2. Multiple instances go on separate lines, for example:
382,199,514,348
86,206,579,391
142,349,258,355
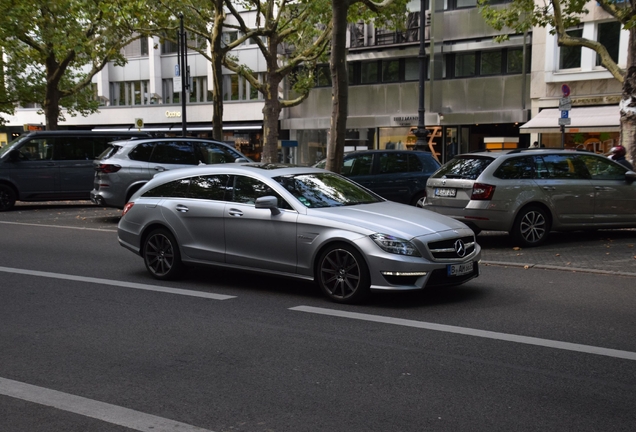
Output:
118,164,481,304
425,148,636,247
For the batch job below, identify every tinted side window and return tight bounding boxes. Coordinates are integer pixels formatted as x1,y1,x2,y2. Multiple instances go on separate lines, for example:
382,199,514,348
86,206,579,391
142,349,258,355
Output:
343,154,373,176
142,178,190,198
129,143,155,161
433,157,494,180
493,157,534,179
417,154,441,173
578,154,626,180
407,153,423,172
539,154,590,180
56,137,95,160
228,175,292,210
196,142,243,164
379,153,408,174
19,138,52,161
188,175,230,200
149,141,198,165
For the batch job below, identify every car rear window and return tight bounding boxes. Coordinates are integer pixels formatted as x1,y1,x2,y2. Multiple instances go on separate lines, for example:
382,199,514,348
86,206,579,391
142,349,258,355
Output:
432,156,494,180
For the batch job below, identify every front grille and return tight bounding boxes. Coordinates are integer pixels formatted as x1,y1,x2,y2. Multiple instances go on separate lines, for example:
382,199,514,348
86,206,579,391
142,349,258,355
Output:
428,236,475,259
427,262,479,287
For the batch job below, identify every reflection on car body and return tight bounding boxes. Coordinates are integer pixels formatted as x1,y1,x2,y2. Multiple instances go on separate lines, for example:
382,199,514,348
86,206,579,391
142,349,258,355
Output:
118,164,481,304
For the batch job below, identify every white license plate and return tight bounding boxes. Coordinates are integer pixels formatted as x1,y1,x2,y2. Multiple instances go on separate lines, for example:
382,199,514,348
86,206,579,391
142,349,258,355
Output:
447,262,473,277
435,187,456,197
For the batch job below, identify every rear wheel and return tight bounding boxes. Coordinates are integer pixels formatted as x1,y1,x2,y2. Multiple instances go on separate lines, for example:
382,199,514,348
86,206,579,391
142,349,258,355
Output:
143,228,184,280
410,191,427,208
316,244,370,304
511,206,550,247
0,184,16,212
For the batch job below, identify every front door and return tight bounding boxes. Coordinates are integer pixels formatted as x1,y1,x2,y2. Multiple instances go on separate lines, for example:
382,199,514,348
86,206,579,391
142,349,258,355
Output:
9,137,59,200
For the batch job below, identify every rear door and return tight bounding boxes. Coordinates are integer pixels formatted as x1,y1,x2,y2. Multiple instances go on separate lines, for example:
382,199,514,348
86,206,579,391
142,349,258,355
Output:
532,154,595,225
56,136,101,197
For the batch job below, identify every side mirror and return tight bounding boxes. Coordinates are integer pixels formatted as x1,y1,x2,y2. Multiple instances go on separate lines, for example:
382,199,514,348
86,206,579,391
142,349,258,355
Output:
625,170,636,182
235,157,249,163
255,195,280,215
8,149,21,162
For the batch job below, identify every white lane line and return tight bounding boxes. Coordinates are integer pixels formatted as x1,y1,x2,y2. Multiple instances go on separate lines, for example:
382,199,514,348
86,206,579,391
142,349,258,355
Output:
0,220,116,233
290,306,636,362
0,377,214,432
0,266,235,300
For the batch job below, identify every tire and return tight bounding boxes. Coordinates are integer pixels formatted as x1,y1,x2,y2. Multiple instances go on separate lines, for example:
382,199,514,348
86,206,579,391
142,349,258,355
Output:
316,243,370,304
0,184,16,212
511,205,550,247
143,228,184,280
410,191,427,208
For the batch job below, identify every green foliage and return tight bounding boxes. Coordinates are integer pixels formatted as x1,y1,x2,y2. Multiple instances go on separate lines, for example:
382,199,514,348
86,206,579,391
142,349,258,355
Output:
0,0,147,125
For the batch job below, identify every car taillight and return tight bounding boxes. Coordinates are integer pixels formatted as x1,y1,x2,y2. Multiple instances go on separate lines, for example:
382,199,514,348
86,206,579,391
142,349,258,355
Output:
471,183,496,200
122,202,134,216
96,164,121,174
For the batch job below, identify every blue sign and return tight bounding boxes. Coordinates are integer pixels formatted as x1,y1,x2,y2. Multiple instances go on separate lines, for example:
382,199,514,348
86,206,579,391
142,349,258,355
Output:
281,140,298,148
175,64,180,77
560,110,569,119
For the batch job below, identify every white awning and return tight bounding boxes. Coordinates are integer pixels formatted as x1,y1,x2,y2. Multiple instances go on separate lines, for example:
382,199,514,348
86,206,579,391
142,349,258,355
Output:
519,105,619,134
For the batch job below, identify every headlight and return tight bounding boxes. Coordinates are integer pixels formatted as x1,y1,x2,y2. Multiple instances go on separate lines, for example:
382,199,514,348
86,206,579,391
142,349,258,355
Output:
370,233,421,257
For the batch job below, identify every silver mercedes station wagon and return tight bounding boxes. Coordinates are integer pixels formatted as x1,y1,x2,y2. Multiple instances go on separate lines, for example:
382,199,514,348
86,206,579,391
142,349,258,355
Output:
118,164,481,303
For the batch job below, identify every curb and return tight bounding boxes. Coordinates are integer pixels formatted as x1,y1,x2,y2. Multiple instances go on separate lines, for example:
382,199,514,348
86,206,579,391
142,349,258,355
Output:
481,260,636,278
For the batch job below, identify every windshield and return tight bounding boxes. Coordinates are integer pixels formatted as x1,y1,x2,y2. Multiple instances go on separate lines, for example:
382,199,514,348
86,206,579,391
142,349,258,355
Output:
432,156,494,180
0,135,25,158
274,172,382,208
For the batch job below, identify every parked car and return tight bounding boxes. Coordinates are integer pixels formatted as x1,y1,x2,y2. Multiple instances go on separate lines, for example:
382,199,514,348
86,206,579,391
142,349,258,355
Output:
117,163,481,304
424,148,636,247
0,130,151,211
314,150,440,206
91,137,251,209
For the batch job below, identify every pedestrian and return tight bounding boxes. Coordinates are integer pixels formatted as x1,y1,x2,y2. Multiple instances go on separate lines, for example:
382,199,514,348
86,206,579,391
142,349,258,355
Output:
607,145,634,170
529,141,539,149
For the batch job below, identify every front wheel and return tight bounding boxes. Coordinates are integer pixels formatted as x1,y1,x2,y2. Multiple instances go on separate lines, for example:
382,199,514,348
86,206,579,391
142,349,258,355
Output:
316,244,370,304
0,184,16,212
511,206,550,247
143,228,184,280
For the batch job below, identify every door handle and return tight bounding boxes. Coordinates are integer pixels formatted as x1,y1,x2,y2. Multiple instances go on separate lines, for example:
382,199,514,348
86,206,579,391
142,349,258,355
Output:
154,166,166,172
542,186,556,191
175,204,189,213
228,208,243,217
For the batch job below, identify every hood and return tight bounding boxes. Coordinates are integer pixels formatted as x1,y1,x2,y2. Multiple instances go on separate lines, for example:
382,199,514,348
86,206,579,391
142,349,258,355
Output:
310,201,470,239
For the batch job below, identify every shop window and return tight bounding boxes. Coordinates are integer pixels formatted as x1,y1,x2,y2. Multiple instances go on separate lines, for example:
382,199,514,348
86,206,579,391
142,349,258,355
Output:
360,61,379,84
559,28,583,70
480,50,502,75
454,53,476,78
382,59,400,83
596,21,621,66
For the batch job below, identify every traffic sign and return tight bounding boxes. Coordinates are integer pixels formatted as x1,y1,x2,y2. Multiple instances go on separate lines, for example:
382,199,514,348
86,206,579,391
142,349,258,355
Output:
559,97,572,111
558,117,571,126
560,110,569,119
561,84,570,97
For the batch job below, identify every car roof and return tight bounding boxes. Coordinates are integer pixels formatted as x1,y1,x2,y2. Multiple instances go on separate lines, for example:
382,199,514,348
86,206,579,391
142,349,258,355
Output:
109,137,231,147
347,149,434,155
458,148,598,159
150,163,328,184
21,130,150,137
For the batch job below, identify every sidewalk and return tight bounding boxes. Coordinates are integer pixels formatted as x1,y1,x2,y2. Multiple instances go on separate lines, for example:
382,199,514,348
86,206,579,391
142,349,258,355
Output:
478,229,636,277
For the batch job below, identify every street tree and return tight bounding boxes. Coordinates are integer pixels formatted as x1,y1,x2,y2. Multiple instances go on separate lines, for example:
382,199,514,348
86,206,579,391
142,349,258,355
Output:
326,0,409,173
0,0,147,129
478,0,636,162
224,0,332,163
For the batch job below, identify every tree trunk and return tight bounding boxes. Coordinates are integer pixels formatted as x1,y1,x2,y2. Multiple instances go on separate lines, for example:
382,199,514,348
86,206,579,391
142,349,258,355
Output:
261,38,282,164
326,0,350,174
620,28,636,165
44,76,60,130
211,2,225,142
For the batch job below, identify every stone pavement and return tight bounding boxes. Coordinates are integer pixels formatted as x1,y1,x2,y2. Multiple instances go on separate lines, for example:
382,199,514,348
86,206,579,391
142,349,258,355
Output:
478,229,636,277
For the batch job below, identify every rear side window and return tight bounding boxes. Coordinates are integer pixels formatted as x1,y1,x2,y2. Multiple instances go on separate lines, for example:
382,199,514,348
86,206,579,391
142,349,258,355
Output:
188,175,231,200
343,154,373,176
196,142,244,164
493,156,535,179
129,143,155,161
539,154,590,180
432,157,494,180
149,141,198,165
418,154,441,173
142,178,190,198
379,152,409,174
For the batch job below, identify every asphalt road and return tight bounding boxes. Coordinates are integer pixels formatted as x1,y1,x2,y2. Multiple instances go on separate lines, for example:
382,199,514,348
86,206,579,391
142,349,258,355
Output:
1,202,635,432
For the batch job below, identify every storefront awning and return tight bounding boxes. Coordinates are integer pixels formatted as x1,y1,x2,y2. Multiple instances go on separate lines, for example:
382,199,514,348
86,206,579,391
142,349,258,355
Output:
519,105,619,134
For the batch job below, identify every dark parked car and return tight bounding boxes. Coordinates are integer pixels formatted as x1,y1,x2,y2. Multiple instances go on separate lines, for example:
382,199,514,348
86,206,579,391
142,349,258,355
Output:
0,130,150,211
315,150,440,206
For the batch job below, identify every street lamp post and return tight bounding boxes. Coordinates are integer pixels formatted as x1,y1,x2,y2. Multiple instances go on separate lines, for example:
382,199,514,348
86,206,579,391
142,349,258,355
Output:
413,0,429,150
179,13,188,137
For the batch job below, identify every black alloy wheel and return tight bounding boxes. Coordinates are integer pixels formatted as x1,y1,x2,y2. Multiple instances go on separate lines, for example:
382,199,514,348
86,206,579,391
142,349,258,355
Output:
317,244,370,304
0,184,16,212
143,228,184,280
512,205,550,247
